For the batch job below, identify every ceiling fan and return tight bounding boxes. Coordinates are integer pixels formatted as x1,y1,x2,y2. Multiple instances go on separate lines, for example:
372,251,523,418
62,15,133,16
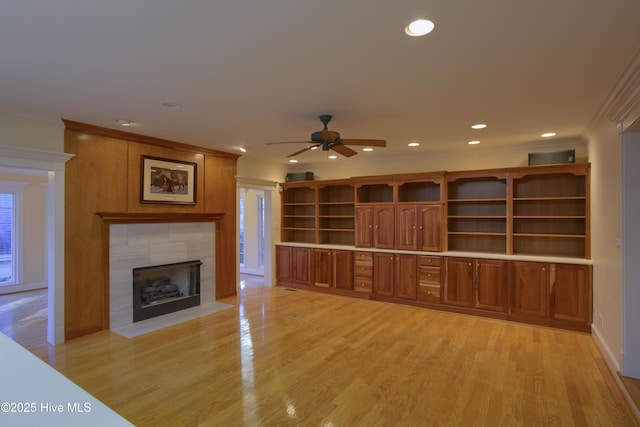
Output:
266,114,386,157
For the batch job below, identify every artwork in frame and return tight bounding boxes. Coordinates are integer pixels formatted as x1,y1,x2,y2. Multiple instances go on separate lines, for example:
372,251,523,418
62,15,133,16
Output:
140,156,197,204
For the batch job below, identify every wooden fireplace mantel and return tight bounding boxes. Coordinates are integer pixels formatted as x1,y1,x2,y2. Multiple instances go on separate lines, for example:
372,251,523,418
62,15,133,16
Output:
97,212,225,224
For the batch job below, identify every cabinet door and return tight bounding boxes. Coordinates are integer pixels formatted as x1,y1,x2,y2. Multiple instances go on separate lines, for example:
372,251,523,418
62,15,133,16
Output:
276,246,292,283
355,206,373,248
475,259,507,312
511,261,549,318
445,257,474,307
313,248,332,287
333,250,354,290
396,205,417,250
551,264,591,323
396,254,417,300
374,206,395,249
373,252,395,297
418,205,441,251
292,247,312,286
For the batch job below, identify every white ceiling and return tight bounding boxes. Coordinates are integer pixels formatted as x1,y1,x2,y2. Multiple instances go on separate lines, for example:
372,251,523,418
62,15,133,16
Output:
2,1,640,165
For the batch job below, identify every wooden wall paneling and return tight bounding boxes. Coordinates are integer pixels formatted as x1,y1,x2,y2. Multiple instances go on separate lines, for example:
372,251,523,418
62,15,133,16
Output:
203,155,238,299
127,142,205,213
64,120,240,340
64,130,129,339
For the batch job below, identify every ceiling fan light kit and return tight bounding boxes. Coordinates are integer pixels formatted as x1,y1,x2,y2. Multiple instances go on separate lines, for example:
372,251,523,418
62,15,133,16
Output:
266,114,386,159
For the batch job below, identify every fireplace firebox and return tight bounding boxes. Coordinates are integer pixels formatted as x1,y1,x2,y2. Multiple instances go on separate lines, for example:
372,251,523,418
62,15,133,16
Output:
132,260,202,322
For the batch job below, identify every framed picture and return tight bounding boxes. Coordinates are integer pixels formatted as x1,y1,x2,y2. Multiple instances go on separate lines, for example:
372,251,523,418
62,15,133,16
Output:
140,156,197,204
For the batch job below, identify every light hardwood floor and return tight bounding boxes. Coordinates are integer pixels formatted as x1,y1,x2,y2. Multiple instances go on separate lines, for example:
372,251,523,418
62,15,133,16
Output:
2,278,639,426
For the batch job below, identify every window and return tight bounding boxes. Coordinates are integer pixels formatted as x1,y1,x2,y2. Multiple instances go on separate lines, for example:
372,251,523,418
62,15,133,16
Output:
0,191,17,286
258,194,265,268
239,194,245,266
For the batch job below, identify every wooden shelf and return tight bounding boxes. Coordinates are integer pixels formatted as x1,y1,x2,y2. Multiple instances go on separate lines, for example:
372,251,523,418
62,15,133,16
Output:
280,163,590,258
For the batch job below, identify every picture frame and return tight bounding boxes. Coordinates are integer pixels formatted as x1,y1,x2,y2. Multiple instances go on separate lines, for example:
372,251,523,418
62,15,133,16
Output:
140,156,197,204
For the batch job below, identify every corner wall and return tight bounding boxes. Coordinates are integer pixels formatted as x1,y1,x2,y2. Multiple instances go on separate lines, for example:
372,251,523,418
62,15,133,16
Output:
587,119,624,370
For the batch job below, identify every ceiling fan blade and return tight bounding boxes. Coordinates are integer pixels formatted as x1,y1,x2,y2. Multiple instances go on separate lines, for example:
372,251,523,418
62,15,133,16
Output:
340,138,386,147
330,144,358,157
287,145,318,157
266,140,313,145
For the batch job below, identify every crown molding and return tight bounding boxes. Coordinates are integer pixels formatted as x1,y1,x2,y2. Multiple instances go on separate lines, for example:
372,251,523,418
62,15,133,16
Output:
0,144,74,171
62,119,241,161
587,46,640,134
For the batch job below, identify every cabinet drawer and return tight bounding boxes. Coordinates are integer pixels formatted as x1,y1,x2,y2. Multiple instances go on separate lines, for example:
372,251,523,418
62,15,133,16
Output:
355,251,373,265
419,256,441,267
418,284,441,302
354,264,373,276
419,266,441,284
354,276,372,293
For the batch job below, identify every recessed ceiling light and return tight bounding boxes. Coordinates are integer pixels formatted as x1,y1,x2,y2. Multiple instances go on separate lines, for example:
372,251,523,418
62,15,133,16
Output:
161,102,182,109
289,159,298,163
541,132,556,138
239,147,247,153
363,147,374,152
408,142,420,147
116,119,134,126
471,124,487,129
468,140,481,145
328,155,338,159
405,19,435,37
310,146,318,150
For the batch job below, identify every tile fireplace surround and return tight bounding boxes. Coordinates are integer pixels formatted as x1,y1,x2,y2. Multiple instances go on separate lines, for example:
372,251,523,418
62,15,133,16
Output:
108,221,216,331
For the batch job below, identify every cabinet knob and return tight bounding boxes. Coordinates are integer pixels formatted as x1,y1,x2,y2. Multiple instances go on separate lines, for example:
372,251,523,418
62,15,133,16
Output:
427,291,431,295
542,267,545,271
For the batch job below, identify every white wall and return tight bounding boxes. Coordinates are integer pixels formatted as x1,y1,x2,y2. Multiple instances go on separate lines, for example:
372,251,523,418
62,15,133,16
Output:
286,138,586,180
587,119,624,370
0,111,64,152
237,155,287,183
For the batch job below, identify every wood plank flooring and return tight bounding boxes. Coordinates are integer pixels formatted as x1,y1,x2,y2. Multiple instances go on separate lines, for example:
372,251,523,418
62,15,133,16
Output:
2,279,639,426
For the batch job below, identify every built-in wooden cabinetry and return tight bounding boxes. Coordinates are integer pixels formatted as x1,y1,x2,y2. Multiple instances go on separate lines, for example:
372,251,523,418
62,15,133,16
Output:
281,180,355,245
417,256,442,303
281,183,316,244
373,253,417,300
445,257,508,312
276,245,312,287
277,163,592,333
510,261,591,329
355,173,445,251
446,173,508,254
313,248,354,289
510,166,589,258
354,251,373,294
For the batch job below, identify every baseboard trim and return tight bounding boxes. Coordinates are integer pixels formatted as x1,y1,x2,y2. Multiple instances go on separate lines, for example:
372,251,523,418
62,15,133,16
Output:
592,324,640,420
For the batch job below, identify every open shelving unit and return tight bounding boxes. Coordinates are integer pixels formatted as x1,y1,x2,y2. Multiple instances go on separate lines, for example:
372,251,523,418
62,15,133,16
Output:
511,167,589,258
447,174,508,253
280,164,590,259
281,184,316,243
318,182,355,245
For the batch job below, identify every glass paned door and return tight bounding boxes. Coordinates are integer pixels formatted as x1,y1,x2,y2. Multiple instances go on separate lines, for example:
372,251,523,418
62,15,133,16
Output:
0,193,15,286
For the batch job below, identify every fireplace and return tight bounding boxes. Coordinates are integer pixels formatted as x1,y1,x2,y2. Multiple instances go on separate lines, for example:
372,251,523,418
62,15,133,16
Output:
133,260,202,322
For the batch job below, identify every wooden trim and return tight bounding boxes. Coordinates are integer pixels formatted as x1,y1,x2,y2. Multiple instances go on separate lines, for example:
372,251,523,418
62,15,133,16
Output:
96,212,225,224
97,211,225,330
62,119,241,160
